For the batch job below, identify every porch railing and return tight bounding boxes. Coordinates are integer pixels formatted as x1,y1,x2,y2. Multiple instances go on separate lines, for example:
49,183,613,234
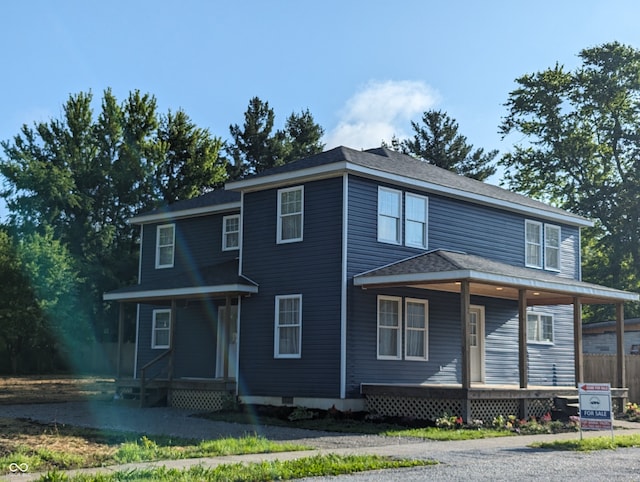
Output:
139,348,172,408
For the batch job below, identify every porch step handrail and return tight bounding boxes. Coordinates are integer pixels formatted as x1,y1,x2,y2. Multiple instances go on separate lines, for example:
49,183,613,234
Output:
140,348,172,408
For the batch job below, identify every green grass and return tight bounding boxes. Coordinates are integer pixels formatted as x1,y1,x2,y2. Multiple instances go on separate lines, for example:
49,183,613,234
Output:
113,435,309,463
530,433,640,451
201,409,514,441
39,454,437,481
383,426,513,440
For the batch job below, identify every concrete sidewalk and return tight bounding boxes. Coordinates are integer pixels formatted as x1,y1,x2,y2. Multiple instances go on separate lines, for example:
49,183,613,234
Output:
4,401,640,481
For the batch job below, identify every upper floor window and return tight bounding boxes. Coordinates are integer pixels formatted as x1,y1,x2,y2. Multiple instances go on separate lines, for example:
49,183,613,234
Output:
525,220,561,271
152,309,171,348
274,294,302,358
155,224,175,269
527,311,554,344
544,224,561,271
405,194,428,249
277,186,303,243
222,214,240,251
378,187,402,244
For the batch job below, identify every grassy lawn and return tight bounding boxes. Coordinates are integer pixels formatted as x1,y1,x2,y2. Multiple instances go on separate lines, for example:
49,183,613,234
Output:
530,433,640,451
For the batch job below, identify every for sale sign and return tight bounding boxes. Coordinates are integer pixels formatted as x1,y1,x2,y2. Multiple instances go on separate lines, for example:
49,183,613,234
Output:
579,383,613,431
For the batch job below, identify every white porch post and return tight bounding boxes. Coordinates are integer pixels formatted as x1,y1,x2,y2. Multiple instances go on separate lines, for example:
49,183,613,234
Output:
460,280,471,422
116,302,124,379
223,295,231,380
573,297,583,385
518,290,528,389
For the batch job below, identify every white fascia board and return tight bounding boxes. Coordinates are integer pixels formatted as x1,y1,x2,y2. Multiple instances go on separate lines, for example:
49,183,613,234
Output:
129,202,241,225
103,284,258,301
354,270,638,302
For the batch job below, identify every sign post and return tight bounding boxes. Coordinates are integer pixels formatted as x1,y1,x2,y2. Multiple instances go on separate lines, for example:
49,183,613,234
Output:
578,383,613,440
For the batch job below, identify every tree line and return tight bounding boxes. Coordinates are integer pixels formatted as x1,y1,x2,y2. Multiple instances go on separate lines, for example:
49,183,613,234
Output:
0,41,638,373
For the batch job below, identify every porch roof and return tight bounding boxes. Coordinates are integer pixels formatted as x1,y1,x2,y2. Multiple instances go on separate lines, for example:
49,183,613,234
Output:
103,259,258,302
353,250,639,306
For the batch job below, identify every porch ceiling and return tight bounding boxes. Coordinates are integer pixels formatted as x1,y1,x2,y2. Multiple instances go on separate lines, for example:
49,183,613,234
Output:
354,250,639,306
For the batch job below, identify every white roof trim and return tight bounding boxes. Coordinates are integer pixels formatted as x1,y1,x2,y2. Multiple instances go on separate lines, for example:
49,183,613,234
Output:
129,201,241,224
226,160,592,228
354,269,638,302
103,283,258,301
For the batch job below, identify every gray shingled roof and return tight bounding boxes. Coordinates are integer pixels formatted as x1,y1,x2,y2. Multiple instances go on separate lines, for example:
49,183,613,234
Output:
227,146,589,224
103,258,257,301
354,249,638,304
131,189,241,222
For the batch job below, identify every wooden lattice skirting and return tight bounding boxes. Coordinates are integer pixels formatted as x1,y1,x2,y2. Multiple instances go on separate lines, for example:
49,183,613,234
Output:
365,395,553,422
169,389,234,411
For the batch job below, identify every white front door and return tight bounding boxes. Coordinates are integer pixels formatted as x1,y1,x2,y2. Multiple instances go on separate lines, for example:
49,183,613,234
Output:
469,305,485,383
216,305,238,379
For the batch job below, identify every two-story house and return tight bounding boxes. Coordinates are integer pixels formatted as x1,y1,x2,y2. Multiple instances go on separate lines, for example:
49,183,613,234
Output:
104,146,638,421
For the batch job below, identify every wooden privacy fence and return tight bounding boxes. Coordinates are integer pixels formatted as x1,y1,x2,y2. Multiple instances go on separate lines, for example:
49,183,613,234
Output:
584,354,640,403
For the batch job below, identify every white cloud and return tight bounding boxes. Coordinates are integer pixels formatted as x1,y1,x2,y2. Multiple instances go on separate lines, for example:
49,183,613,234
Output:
324,80,439,150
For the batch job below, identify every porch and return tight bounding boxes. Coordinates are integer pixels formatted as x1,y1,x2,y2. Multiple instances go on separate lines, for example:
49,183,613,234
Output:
361,383,629,422
355,250,638,422
116,377,237,411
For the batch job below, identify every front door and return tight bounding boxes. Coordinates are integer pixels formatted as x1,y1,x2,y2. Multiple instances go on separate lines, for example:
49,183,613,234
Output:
469,305,485,383
216,305,238,379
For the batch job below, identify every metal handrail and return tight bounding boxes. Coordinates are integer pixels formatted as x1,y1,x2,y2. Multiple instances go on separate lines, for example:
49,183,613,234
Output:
139,349,172,407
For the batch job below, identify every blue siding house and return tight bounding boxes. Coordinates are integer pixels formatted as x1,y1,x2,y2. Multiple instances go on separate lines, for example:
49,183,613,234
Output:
105,146,638,421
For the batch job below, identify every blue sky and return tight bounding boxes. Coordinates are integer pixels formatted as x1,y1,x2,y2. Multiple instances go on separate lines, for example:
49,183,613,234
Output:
2,0,640,204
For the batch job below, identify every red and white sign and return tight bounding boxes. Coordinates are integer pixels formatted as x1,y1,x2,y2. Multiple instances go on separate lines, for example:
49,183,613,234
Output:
579,383,613,431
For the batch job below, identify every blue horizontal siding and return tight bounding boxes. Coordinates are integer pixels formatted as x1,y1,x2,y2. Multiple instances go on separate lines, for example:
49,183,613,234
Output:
239,177,343,398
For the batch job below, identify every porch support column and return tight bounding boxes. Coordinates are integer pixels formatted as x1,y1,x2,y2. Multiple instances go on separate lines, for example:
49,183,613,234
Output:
223,295,231,380
460,280,471,389
116,302,124,379
616,303,625,389
169,299,177,381
573,298,583,386
518,290,528,389
460,280,471,422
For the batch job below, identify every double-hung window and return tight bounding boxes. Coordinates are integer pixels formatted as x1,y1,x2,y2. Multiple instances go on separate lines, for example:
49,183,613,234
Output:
152,309,171,349
525,220,561,271
544,224,561,271
274,295,302,358
277,186,303,243
155,224,175,269
377,296,401,359
222,214,240,251
525,220,542,268
378,187,401,244
405,194,428,249
377,296,429,360
405,298,428,360
527,311,554,344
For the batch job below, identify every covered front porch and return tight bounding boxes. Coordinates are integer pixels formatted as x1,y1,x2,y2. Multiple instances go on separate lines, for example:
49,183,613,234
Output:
103,259,258,409
354,250,638,422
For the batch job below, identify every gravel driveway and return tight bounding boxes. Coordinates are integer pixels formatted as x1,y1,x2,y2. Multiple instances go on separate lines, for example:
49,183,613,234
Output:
3,400,640,481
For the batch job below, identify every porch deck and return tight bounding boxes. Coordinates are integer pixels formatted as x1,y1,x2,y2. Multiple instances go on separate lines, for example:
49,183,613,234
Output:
116,377,236,411
361,383,628,422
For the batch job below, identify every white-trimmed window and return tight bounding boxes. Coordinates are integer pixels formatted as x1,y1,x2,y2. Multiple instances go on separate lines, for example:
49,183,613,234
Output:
527,311,554,344
405,193,428,249
378,187,402,244
277,186,304,243
152,309,171,349
274,295,302,358
525,220,542,268
544,224,561,271
377,295,402,359
405,298,428,360
155,224,175,269
222,214,240,251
